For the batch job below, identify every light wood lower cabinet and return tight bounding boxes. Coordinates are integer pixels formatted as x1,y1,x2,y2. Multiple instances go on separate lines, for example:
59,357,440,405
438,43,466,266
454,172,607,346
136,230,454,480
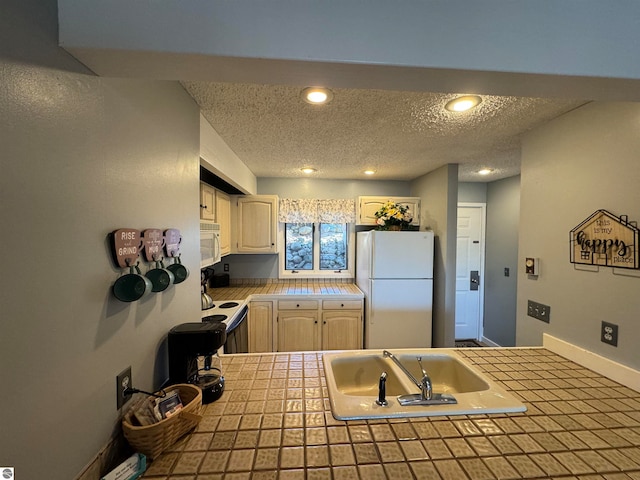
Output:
277,310,321,352
248,301,273,353
322,310,363,350
275,298,363,352
247,298,363,353
321,300,363,350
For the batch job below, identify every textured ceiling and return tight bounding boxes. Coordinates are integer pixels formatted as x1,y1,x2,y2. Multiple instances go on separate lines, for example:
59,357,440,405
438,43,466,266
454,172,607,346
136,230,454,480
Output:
182,82,587,182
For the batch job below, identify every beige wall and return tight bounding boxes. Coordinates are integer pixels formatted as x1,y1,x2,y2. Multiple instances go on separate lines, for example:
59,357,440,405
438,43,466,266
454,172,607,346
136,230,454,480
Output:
517,102,640,369
0,1,201,478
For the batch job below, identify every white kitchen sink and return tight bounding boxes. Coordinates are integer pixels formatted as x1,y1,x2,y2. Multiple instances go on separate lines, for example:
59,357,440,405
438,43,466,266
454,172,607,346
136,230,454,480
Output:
323,349,526,420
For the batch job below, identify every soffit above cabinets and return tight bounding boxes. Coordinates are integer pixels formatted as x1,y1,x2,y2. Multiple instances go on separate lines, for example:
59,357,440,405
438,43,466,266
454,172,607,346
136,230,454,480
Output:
61,2,640,182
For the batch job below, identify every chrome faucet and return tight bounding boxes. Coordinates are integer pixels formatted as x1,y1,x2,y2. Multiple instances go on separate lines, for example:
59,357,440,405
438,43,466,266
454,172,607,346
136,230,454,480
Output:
417,357,432,401
382,350,421,389
383,350,457,406
383,350,432,399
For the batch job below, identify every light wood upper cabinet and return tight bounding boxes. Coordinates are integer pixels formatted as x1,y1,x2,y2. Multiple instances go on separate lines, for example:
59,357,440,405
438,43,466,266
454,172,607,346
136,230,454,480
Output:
356,196,421,226
233,195,278,254
248,301,273,353
215,190,231,256
199,182,215,221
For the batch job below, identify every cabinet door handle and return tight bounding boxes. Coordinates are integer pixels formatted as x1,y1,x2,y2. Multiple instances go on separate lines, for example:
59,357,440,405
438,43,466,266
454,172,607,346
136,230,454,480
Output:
315,320,318,324
296,304,300,308
341,303,344,307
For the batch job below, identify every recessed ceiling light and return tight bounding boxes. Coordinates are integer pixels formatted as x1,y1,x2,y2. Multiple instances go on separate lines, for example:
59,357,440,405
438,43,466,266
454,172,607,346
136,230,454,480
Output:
445,95,482,112
478,168,493,175
301,87,333,105
301,167,317,174
364,170,376,175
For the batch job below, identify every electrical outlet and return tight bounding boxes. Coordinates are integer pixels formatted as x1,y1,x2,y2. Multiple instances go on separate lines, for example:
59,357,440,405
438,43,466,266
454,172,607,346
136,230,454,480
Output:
538,303,550,322
601,321,618,347
527,300,550,323
504,267,510,277
224,263,229,272
116,366,132,409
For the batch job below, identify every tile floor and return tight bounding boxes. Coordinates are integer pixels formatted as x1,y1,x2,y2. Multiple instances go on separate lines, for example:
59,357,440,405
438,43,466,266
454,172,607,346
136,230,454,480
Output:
140,348,640,479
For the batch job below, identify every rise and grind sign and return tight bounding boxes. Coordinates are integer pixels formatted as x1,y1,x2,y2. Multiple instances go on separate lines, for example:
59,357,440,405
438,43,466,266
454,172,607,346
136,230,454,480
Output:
570,210,640,269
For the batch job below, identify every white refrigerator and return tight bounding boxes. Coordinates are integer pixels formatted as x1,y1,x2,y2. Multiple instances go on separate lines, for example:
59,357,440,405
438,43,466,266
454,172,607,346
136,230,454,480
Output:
356,230,434,349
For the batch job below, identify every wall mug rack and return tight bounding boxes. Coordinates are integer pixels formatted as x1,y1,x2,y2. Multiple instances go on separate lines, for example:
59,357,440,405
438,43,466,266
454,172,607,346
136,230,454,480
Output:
109,228,186,302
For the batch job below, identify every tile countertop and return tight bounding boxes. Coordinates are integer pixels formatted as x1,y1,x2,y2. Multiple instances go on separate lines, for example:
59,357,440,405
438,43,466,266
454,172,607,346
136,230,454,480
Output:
142,347,640,479
206,280,364,302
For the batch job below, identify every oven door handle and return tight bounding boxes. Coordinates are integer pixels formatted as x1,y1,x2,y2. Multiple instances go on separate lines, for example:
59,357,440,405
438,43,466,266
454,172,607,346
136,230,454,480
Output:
225,306,248,333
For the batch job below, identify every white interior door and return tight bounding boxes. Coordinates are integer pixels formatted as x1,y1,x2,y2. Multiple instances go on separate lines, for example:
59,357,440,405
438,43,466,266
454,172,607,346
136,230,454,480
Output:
455,205,485,340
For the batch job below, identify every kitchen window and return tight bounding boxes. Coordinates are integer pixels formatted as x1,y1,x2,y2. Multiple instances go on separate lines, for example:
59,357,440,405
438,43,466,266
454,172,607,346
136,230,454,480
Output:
279,223,354,278
278,198,356,279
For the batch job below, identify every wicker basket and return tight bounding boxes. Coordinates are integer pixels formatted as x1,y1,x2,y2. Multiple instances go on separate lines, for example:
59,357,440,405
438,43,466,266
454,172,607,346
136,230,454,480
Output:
122,384,203,460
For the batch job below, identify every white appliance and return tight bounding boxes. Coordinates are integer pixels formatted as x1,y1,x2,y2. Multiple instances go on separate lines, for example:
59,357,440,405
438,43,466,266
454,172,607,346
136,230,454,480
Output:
200,221,221,268
201,300,248,354
356,230,434,349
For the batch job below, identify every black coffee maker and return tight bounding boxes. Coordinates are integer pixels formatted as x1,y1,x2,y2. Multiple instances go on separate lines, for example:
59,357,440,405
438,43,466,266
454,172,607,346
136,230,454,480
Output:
168,322,226,403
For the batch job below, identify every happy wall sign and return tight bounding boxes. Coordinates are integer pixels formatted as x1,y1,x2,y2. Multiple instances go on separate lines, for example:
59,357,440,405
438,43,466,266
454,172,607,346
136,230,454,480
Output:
570,210,639,269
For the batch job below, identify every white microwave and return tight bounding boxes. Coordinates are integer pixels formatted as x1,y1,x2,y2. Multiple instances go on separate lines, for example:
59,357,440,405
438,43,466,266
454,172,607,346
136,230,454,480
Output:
200,221,221,268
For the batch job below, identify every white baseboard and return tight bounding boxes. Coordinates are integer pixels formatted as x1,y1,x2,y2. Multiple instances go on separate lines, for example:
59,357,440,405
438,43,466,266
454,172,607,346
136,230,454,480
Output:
480,336,501,348
543,333,640,393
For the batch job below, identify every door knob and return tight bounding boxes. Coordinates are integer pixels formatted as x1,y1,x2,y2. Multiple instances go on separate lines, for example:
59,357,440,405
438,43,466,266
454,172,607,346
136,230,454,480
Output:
470,270,480,290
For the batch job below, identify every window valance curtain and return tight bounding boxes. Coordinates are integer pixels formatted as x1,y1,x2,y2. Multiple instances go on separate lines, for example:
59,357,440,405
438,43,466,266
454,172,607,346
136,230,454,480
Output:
278,199,318,223
318,199,356,223
278,198,356,224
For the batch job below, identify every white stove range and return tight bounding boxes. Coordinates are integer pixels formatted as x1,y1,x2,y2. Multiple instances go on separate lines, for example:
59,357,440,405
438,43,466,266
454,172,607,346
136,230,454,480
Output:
201,300,246,329
201,300,249,353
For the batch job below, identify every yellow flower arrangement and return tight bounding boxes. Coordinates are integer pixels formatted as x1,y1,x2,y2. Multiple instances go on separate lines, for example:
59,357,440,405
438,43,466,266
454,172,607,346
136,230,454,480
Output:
374,201,413,230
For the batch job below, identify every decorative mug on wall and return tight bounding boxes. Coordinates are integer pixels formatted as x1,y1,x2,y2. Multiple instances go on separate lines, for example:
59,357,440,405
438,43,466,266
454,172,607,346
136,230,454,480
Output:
110,229,153,301
164,228,189,284
146,260,175,292
113,261,153,302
